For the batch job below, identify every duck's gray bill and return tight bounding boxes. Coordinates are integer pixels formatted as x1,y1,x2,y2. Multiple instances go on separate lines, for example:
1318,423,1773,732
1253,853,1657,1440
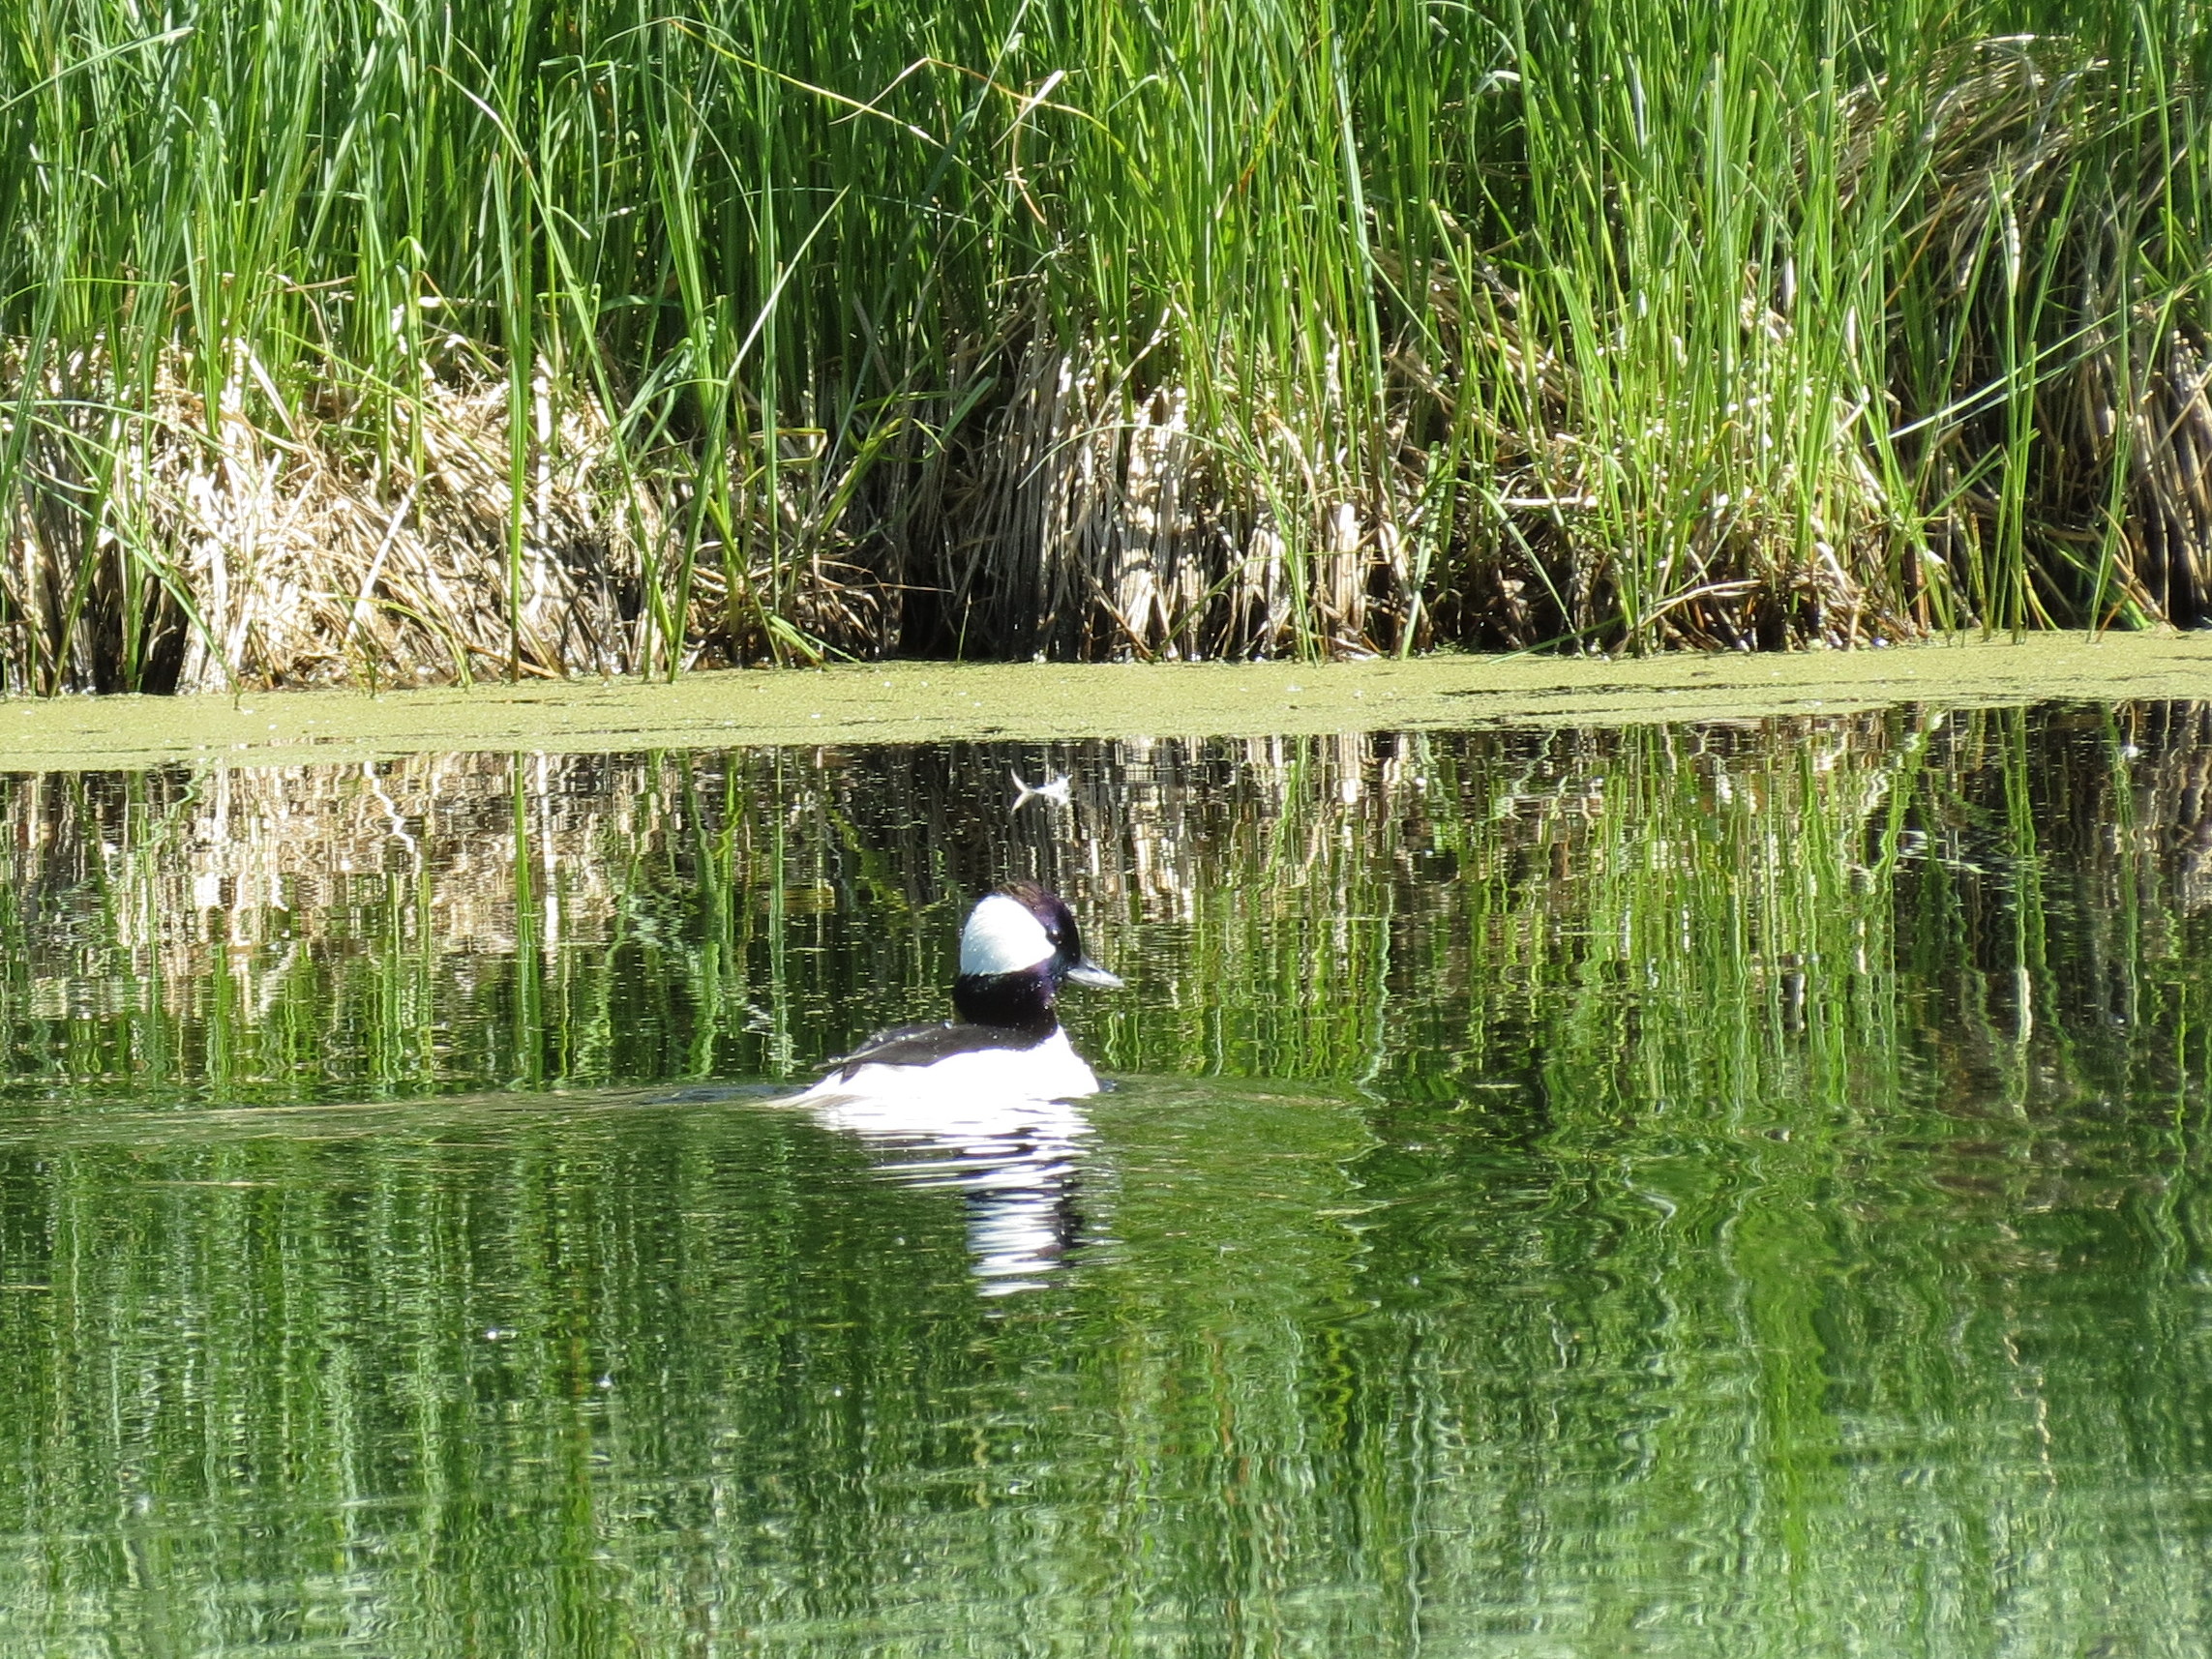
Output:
1067,960,1123,990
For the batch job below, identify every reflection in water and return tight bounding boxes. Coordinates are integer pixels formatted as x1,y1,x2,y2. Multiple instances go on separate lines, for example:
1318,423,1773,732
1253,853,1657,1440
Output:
805,1091,1095,1291
0,704,2209,1653
5,703,2210,1114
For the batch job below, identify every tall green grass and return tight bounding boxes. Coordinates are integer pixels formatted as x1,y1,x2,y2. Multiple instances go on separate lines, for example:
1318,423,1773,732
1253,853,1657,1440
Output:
0,0,2206,688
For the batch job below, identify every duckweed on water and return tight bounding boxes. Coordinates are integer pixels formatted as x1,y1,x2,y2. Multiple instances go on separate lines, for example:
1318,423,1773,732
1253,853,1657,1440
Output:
3,633,2212,771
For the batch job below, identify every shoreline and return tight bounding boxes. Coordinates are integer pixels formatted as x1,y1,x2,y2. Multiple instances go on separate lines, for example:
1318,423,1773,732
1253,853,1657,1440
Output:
2,634,2208,771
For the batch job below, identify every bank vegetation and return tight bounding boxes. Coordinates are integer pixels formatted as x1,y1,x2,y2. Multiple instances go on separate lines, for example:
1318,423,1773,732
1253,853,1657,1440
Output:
1,0,2207,689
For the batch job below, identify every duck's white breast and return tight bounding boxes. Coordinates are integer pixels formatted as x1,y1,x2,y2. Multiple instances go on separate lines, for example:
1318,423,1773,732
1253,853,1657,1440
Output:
793,1028,1101,1136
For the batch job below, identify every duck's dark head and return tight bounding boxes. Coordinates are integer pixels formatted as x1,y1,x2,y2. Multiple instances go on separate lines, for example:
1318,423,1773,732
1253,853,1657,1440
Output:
952,880,1122,1031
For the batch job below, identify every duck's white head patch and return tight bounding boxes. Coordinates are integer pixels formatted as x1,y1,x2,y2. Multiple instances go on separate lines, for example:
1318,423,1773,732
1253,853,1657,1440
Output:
959,893,1054,975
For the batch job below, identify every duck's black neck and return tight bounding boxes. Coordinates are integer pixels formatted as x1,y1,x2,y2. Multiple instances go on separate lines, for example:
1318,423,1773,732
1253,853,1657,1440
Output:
952,968,1061,1037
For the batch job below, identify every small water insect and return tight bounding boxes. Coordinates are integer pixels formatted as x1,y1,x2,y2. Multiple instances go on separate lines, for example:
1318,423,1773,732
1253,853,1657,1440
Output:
1010,767,1073,809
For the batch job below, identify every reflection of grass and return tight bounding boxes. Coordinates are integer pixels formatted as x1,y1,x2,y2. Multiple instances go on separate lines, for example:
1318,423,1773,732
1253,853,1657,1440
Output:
0,714,2210,1653
0,1079,2200,1651
0,1082,1385,1654
0,707,2206,1121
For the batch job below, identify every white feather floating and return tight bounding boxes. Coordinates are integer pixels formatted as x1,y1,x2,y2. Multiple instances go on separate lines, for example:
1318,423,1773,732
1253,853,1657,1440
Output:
1010,768,1073,809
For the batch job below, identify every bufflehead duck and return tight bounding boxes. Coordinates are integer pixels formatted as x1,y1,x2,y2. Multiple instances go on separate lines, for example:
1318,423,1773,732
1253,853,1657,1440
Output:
796,880,1121,1109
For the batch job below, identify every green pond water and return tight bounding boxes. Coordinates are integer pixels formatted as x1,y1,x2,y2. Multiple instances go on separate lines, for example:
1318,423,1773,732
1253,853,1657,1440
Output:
1,703,2210,1655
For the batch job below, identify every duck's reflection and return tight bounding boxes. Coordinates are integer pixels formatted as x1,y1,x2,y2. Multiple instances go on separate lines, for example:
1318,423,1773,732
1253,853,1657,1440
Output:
807,1094,1094,1293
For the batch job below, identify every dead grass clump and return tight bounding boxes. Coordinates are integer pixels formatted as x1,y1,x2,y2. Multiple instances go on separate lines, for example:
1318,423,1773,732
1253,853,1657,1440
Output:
936,332,1415,661
1,345,656,692
0,344,918,692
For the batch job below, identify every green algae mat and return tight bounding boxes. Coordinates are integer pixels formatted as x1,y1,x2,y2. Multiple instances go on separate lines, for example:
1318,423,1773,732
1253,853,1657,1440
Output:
2,633,2208,769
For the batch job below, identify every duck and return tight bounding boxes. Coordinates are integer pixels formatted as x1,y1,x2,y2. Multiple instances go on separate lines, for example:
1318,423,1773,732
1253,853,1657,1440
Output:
795,880,1122,1111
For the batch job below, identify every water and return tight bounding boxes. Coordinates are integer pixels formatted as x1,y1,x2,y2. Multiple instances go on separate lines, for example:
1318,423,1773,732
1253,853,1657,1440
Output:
1,702,2209,1654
